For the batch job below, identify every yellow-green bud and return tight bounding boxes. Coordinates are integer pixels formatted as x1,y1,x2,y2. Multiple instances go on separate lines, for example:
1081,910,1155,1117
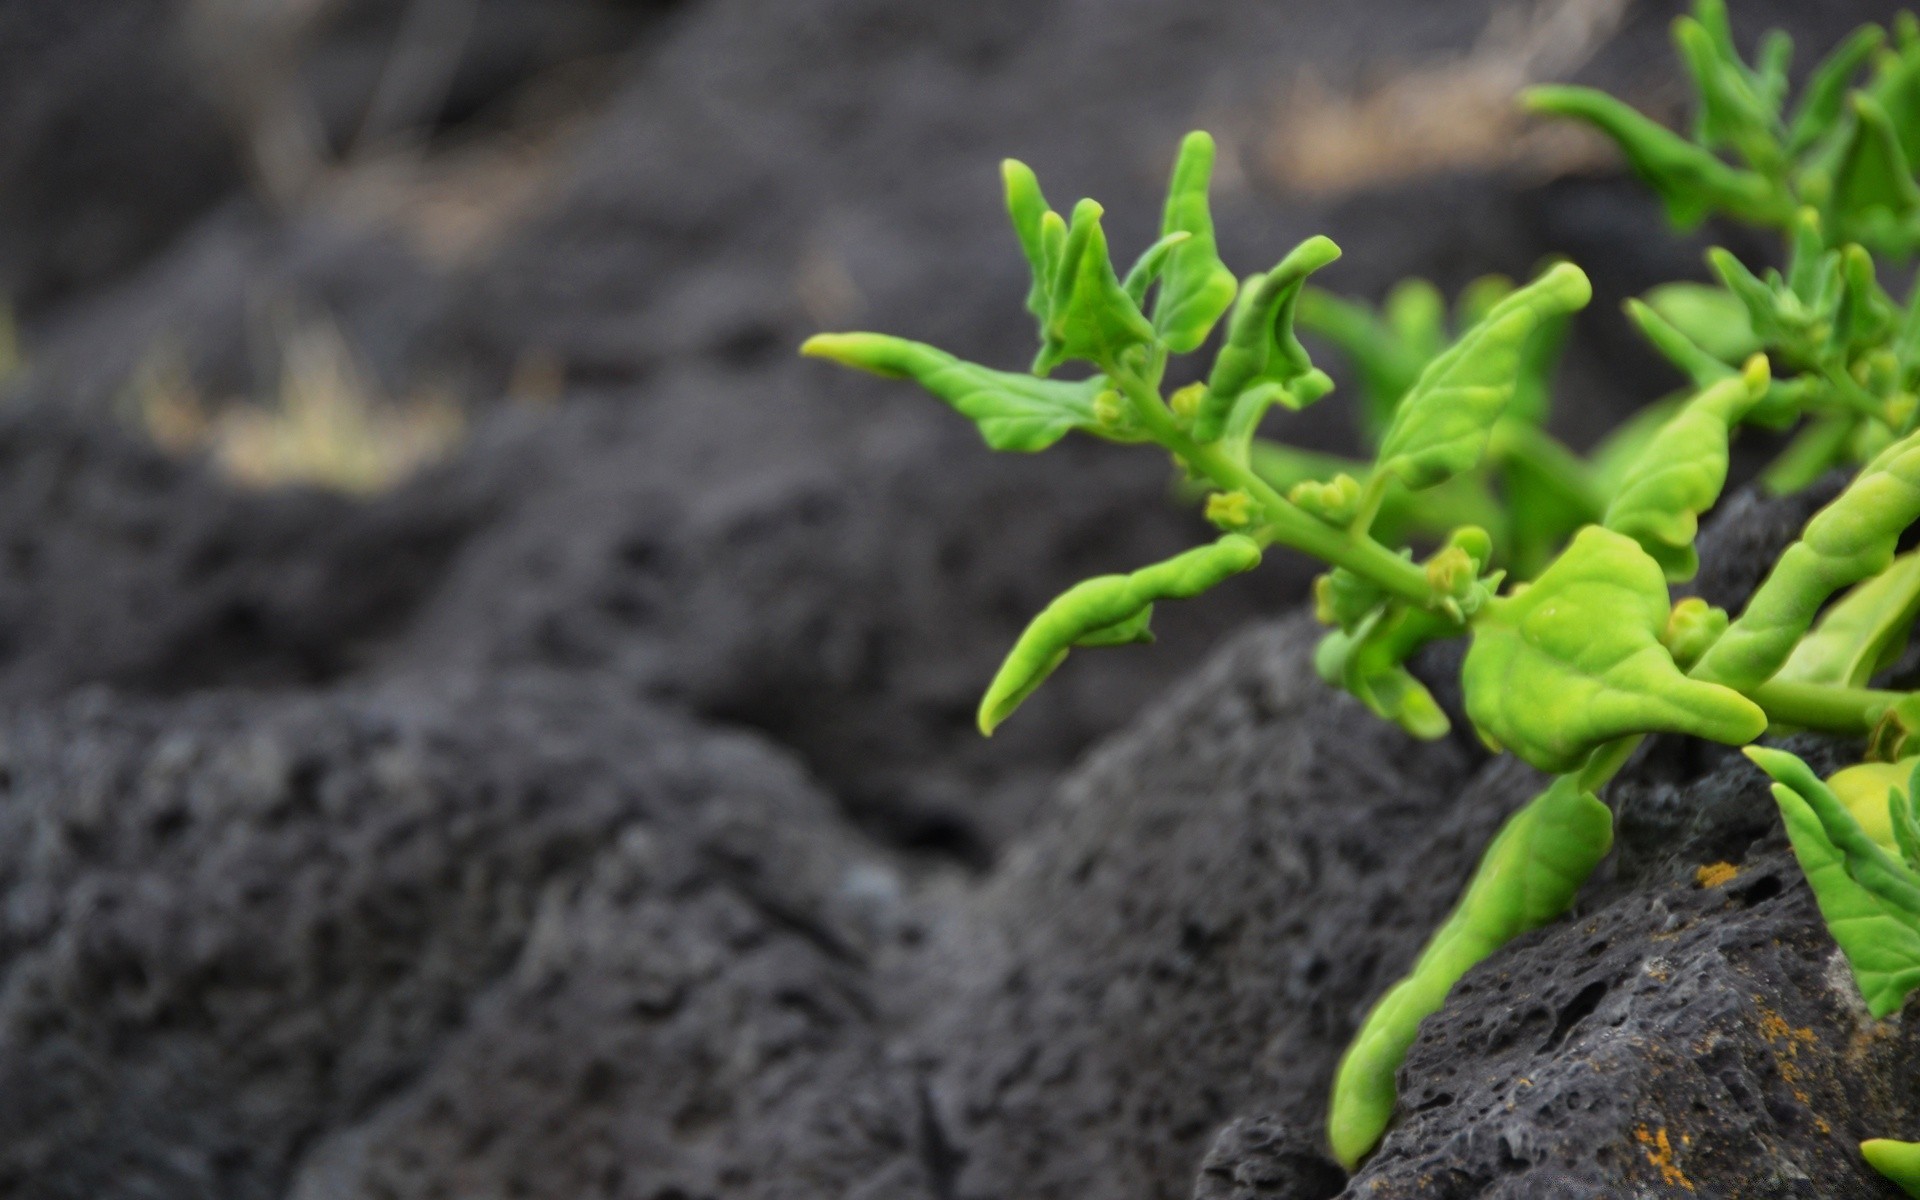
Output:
1093,389,1127,428
1314,567,1385,632
1661,596,1729,670
1169,382,1207,422
1288,473,1363,525
1205,490,1255,530
1424,546,1476,599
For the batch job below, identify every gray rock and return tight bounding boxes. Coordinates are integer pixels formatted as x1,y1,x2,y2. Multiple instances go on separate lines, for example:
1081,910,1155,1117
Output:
0,671,921,1200
1193,1116,1345,1200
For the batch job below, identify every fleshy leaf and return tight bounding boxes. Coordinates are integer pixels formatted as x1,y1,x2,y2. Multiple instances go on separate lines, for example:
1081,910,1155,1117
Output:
1003,159,1056,324
1787,24,1884,154
1603,362,1767,581
1328,775,1612,1168
1777,550,1920,686
1831,93,1920,240
1295,283,1439,440
1376,263,1592,492
1036,199,1158,375
978,535,1262,733
1463,526,1766,773
1152,132,1239,353
1314,606,1451,740
1823,758,1919,851
1694,425,1920,688
1197,236,1343,441
1746,746,1920,1018
1642,282,1761,363
1523,86,1787,228
1673,10,1784,175
801,333,1115,451
1862,1139,1920,1199
1625,298,1738,389
1121,232,1192,310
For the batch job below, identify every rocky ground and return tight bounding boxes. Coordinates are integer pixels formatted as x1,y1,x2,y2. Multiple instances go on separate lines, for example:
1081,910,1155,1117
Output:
2,1,1917,1197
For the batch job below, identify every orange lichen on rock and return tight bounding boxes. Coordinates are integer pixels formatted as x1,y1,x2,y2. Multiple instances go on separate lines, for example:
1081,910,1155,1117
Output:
1694,861,1740,888
1635,1125,1695,1191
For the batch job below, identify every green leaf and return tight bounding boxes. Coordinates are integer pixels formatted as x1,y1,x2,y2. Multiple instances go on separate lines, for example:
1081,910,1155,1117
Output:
1694,425,1920,688
1036,199,1159,375
1376,263,1592,492
1463,526,1766,773
1003,159,1056,324
1152,132,1239,353
1328,774,1612,1168
1121,232,1192,310
1296,283,1436,440
1746,746,1920,1018
801,333,1118,451
1603,363,1767,581
1786,25,1884,155
1777,549,1920,686
1862,1139,1920,1199
1674,12,1785,175
1829,93,1920,246
1643,282,1762,363
1314,606,1451,740
1625,297,1739,388
1198,236,1343,441
1523,86,1788,228
977,535,1262,733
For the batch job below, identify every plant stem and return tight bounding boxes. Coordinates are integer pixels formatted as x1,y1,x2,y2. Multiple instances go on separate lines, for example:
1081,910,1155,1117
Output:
1114,370,1441,610
1744,678,1903,735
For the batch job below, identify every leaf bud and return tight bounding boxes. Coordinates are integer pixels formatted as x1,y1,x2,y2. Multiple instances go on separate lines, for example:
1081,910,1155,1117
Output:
1314,567,1385,631
1661,596,1729,670
1169,382,1207,422
1205,489,1255,530
1288,472,1363,525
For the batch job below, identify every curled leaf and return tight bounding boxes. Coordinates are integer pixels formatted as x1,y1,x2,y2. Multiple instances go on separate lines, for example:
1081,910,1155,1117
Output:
1314,605,1451,741
1376,263,1592,492
1524,86,1787,227
1463,526,1765,773
1747,745,1920,1017
1003,159,1056,323
1603,360,1767,581
801,333,1117,451
1694,425,1920,688
1787,24,1884,154
1328,774,1611,1168
978,536,1262,733
1152,132,1239,352
1830,93,1920,246
1777,549,1920,686
1862,1139,1920,1198
1642,282,1761,363
1036,199,1158,375
1198,236,1343,441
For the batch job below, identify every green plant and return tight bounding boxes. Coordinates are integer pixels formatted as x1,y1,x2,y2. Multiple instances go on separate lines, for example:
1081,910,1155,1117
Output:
802,1,1920,1183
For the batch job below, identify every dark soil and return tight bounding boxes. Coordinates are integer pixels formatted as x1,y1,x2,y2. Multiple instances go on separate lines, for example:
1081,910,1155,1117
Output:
3,2,1918,1198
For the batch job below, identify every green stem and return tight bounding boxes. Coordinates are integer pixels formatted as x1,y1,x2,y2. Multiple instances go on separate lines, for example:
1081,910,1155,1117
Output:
1114,370,1442,610
1744,678,1903,735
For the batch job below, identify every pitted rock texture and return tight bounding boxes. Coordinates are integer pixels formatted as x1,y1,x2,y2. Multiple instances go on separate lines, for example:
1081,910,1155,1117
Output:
0,673,917,1200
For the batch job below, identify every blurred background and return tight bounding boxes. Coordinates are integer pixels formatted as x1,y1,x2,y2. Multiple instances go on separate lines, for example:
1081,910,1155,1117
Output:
0,2,1911,1198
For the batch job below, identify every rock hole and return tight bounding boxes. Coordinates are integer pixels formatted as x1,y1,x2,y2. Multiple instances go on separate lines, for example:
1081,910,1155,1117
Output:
1540,980,1609,1053
1732,873,1785,907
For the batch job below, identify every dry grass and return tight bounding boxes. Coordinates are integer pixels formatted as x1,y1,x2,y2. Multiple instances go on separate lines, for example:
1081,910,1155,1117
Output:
135,319,464,495
1259,0,1632,195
